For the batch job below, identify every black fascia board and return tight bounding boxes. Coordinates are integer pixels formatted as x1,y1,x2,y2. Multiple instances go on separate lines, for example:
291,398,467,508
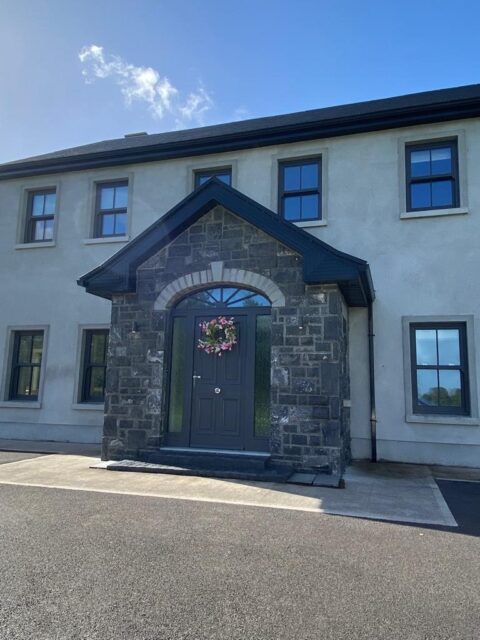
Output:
3,85,480,180
78,179,374,306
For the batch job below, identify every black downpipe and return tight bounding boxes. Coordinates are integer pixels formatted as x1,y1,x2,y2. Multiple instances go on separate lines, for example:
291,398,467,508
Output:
368,302,377,462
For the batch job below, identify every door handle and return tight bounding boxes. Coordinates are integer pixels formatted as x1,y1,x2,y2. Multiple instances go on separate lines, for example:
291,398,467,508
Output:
214,388,221,394
193,375,201,380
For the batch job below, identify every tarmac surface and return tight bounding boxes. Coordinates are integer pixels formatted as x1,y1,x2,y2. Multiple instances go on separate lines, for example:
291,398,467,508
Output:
0,450,478,639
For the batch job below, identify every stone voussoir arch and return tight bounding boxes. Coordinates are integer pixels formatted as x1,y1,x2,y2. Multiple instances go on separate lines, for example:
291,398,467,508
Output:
154,261,286,310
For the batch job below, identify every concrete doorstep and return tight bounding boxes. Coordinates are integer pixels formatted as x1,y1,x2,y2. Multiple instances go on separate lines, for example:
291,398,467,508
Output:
0,454,457,527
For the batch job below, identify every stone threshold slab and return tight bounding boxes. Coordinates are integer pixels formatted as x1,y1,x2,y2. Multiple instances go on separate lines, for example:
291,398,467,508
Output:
93,460,343,487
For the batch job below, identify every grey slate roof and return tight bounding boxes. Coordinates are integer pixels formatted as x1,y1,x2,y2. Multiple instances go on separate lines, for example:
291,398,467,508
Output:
2,83,480,179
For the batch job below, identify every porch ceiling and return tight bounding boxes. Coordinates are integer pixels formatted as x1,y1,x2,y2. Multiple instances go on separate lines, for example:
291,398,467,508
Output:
77,179,374,307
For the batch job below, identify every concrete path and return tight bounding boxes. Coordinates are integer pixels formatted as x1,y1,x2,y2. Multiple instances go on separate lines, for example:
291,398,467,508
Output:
0,454,457,527
0,438,100,456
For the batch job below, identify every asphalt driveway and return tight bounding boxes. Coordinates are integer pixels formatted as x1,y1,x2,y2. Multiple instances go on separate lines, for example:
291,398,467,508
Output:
0,482,479,640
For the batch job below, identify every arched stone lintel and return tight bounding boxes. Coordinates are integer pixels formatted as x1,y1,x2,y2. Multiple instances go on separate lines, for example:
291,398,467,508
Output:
154,261,286,310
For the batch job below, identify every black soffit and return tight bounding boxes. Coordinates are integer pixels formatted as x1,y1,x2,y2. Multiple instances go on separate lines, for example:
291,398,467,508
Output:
1,84,480,179
77,179,374,307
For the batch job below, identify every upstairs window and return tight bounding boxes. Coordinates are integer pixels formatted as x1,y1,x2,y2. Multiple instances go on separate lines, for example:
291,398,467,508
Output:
194,168,232,188
406,140,459,211
81,329,108,403
9,331,44,401
25,190,56,242
410,323,469,416
278,158,321,222
95,181,128,237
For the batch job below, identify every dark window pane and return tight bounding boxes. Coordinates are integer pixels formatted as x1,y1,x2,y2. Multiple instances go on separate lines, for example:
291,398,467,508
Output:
196,171,231,187
431,147,452,175
168,317,186,433
32,194,45,216
102,214,115,236
114,213,127,235
31,335,43,364
16,367,32,397
301,163,318,189
222,288,241,303
254,315,271,437
90,334,106,364
18,335,32,363
209,288,222,302
438,329,460,366
438,370,462,407
100,186,115,210
34,220,45,241
10,332,43,401
432,180,453,208
411,182,431,209
82,331,108,402
228,295,256,307
44,219,54,240
218,173,231,185
415,329,437,365
89,367,106,399
30,366,41,397
417,369,439,407
114,185,128,208
176,287,270,309
283,165,301,191
284,196,301,220
410,149,431,177
249,294,270,307
301,194,319,219
44,193,56,215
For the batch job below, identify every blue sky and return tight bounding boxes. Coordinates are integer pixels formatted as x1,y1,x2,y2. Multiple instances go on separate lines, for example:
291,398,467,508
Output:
0,0,478,163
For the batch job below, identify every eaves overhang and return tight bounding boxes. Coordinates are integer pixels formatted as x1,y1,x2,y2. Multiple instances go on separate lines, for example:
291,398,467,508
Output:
77,179,374,307
2,84,480,180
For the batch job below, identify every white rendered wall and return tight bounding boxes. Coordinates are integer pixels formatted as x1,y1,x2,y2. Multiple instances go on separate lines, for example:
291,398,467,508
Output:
1,118,479,463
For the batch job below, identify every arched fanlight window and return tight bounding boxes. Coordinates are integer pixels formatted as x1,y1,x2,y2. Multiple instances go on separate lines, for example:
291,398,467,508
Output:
175,286,271,309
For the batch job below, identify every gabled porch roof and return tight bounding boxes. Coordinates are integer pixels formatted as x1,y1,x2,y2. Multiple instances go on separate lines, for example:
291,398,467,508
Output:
78,179,374,307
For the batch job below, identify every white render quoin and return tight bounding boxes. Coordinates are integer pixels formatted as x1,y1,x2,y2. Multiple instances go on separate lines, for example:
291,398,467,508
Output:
1,83,480,468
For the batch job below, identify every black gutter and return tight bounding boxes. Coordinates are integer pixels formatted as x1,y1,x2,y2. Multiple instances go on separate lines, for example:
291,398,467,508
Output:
368,301,377,462
2,92,480,180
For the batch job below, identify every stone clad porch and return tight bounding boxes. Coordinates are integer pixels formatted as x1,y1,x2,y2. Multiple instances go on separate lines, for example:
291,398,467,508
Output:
78,179,374,481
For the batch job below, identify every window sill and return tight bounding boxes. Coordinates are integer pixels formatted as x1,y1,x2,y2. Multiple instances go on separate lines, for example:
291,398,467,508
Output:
293,219,327,228
400,207,468,220
15,241,56,250
0,400,42,409
72,403,104,411
83,236,129,245
406,413,479,426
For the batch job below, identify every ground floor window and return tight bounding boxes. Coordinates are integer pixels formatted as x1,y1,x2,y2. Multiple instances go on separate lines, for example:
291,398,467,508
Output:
81,329,109,403
9,331,44,401
409,322,469,415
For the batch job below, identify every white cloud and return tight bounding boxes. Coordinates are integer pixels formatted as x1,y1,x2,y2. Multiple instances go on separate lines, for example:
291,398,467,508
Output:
79,45,212,125
232,106,250,121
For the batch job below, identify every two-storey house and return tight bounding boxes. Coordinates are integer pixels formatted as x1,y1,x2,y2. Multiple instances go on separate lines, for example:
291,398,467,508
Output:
1,84,479,480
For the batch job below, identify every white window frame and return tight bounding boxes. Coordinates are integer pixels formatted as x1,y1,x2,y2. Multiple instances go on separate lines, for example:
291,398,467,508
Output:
402,315,479,425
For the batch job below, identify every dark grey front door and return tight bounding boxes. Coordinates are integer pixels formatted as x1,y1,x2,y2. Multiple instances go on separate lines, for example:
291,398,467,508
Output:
190,315,248,449
166,286,272,452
